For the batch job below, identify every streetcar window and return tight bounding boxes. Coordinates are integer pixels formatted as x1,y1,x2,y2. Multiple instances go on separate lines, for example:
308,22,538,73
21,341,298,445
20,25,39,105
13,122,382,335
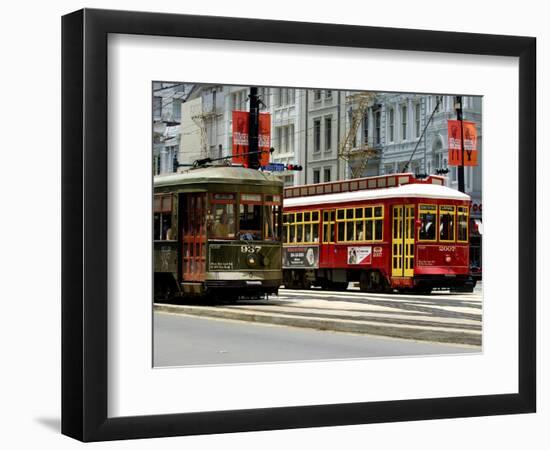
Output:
154,213,174,240
322,210,335,244
313,223,319,242
283,214,290,244
263,204,281,241
294,209,320,243
439,205,456,242
209,193,236,239
297,223,303,242
355,221,364,241
239,203,262,240
418,204,437,241
335,205,384,243
346,222,354,241
365,220,373,240
363,205,384,242
154,194,174,241
375,220,383,241
304,224,311,242
337,222,345,242
457,206,469,242
210,205,236,239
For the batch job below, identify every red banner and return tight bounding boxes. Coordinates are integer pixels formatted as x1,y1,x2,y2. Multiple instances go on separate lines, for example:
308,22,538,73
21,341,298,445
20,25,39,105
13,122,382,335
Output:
232,111,249,165
447,120,478,166
232,111,271,167
258,113,271,167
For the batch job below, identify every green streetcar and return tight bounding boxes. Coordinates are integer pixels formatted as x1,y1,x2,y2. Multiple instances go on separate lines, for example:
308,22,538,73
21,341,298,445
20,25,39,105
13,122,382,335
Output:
153,165,283,301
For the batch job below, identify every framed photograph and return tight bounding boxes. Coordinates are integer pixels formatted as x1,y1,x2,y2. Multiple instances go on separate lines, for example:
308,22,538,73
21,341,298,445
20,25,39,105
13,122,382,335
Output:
62,8,536,442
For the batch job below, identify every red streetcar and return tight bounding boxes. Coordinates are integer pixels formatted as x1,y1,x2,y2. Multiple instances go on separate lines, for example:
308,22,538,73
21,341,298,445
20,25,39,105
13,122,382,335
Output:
282,173,476,294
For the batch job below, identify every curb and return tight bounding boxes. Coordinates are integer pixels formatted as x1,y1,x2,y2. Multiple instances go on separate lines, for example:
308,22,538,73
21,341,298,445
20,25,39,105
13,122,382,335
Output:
154,303,481,347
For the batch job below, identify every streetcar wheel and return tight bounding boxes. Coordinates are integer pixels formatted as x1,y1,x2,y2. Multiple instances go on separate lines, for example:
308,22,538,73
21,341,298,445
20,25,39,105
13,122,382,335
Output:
416,287,433,295
329,281,348,291
359,271,370,292
360,270,387,293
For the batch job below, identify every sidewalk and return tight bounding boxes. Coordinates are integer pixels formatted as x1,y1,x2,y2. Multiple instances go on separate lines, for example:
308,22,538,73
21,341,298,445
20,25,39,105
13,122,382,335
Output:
154,287,482,347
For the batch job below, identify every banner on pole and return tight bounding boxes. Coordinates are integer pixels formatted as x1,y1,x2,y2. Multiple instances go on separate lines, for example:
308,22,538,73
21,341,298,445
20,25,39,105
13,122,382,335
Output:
258,113,271,167
232,111,249,165
447,120,478,166
232,111,271,166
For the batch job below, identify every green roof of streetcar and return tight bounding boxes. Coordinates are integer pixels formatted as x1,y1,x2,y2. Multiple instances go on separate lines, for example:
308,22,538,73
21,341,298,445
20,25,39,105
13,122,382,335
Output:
154,165,283,190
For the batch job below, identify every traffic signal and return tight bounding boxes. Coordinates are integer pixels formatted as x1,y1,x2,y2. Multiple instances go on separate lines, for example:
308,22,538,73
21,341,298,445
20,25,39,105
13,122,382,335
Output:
286,164,303,171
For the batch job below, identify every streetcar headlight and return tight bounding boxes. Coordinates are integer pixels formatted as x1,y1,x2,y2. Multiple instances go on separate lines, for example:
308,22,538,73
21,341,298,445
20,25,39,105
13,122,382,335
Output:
246,254,258,267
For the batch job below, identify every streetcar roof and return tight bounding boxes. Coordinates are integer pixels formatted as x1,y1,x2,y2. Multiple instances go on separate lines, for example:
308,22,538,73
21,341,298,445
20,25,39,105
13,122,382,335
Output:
283,182,470,208
154,166,283,189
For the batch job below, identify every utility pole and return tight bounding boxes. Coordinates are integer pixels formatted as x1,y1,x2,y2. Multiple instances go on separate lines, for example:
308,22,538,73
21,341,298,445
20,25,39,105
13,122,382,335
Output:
248,87,260,169
455,95,466,193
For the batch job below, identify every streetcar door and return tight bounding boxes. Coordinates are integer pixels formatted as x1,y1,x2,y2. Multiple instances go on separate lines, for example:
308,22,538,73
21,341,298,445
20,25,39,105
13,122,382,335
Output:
321,210,336,265
181,193,207,282
392,204,415,277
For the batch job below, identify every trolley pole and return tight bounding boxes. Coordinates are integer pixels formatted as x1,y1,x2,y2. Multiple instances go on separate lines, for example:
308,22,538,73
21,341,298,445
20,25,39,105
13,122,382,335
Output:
248,87,260,169
455,95,466,193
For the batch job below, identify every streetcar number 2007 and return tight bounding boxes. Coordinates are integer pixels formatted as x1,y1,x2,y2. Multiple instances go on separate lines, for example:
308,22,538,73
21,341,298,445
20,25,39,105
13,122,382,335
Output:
438,246,456,252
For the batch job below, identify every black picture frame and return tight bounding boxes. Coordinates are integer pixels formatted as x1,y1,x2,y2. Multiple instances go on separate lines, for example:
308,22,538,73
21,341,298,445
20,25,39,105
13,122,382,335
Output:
62,8,536,442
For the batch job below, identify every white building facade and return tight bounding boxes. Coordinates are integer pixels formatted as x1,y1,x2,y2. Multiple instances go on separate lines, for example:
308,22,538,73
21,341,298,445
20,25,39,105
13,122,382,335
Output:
163,85,482,215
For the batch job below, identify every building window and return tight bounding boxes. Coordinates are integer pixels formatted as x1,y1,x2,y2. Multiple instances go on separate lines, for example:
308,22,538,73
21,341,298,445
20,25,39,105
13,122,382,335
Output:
153,96,162,119
233,90,247,110
435,95,442,112
313,119,321,152
313,169,320,184
283,126,290,153
389,108,395,142
401,104,407,141
325,90,332,99
275,125,295,154
173,99,181,120
415,103,421,138
260,87,269,108
313,90,322,102
283,175,294,187
363,114,369,144
375,111,381,145
289,89,296,104
324,167,331,182
324,116,332,151
451,166,458,182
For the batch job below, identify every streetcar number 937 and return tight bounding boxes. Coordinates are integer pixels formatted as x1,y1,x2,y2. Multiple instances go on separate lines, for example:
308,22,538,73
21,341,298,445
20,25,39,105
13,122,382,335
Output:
241,245,261,253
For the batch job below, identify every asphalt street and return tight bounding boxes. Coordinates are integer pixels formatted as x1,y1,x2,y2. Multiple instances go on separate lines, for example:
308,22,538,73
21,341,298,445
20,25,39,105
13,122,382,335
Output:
154,310,479,367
